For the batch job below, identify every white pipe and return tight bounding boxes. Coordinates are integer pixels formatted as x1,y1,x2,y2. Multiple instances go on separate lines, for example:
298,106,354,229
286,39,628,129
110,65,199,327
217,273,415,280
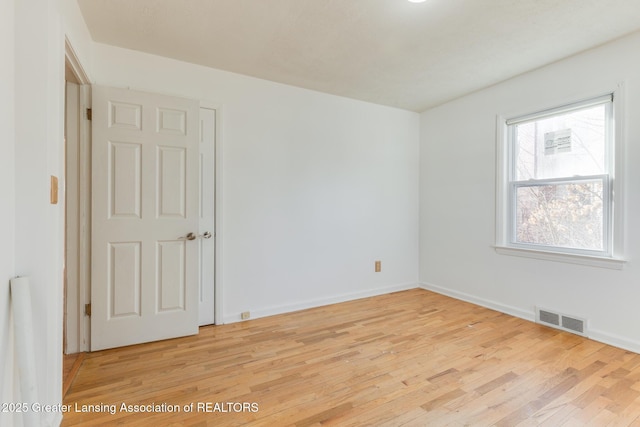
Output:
10,276,40,427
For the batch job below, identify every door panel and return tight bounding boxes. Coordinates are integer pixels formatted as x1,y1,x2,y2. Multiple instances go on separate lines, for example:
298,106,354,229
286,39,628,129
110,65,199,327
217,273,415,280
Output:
109,241,141,317
109,141,141,218
157,146,187,218
91,85,199,351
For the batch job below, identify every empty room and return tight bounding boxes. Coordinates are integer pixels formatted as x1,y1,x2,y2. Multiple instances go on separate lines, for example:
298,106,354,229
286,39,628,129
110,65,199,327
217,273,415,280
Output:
3,0,640,426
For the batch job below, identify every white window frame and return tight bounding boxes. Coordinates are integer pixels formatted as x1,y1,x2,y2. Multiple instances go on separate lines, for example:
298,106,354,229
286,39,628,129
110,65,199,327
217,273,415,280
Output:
495,87,626,269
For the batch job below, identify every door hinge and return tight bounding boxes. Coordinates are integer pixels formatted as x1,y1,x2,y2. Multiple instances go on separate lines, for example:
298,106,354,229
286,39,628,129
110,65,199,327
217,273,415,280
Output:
86,108,92,120
85,303,91,316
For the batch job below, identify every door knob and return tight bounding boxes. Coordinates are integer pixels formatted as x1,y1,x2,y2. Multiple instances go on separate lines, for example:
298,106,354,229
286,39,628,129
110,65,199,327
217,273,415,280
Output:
200,231,212,239
181,232,197,241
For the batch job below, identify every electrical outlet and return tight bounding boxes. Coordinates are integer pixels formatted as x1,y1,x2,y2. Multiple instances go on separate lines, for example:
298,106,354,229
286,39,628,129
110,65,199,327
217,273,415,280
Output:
375,260,381,272
241,311,250,320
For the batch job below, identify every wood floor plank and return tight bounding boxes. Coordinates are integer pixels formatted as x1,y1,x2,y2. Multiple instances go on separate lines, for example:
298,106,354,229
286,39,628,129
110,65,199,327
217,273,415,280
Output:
61,289,640,426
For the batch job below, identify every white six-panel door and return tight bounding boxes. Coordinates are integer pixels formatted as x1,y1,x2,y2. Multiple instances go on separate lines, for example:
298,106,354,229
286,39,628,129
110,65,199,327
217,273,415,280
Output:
91,86,200,351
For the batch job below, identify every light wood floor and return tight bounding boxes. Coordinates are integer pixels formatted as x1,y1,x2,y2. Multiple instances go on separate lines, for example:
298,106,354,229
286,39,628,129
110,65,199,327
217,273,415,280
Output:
63,352,85,397
62,289,640,426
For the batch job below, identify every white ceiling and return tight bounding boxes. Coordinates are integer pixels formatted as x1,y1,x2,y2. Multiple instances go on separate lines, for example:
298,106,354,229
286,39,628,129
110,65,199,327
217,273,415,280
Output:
77,0,640,112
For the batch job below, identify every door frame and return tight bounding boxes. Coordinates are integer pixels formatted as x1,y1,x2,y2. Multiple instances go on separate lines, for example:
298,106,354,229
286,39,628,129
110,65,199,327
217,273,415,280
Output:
64,38,92,353
64,42,225,352
200,100,224,326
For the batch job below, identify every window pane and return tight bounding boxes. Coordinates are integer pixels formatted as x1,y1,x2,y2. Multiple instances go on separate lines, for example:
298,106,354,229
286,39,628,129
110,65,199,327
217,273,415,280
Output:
515,104,606,181
515,181,604,251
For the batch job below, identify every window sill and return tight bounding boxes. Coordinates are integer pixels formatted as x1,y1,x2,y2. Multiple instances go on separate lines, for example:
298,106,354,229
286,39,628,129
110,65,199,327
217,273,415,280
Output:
494,246,626,270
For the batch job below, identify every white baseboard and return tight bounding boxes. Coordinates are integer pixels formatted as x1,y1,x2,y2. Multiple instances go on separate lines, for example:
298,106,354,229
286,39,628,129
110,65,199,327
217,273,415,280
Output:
589,329,640,354
418,281,535,321
223,281,418,324
221,280,640,355
419,281,640,355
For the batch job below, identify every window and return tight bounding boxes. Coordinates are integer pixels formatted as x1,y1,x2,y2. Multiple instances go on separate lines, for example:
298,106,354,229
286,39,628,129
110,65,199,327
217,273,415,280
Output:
496,92,624,267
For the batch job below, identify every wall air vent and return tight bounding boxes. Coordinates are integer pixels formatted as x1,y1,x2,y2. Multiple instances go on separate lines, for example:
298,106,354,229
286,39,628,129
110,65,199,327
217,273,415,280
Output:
538,309,560,326
536,307,587,337
561,316,585,334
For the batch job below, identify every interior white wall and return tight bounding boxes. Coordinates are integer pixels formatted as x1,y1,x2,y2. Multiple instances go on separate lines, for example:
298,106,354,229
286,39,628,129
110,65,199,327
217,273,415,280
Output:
60,0,94,79
13,0,65,424
419,31,640,352
0,0,16,426
91,43,420,322
0,0,93,426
